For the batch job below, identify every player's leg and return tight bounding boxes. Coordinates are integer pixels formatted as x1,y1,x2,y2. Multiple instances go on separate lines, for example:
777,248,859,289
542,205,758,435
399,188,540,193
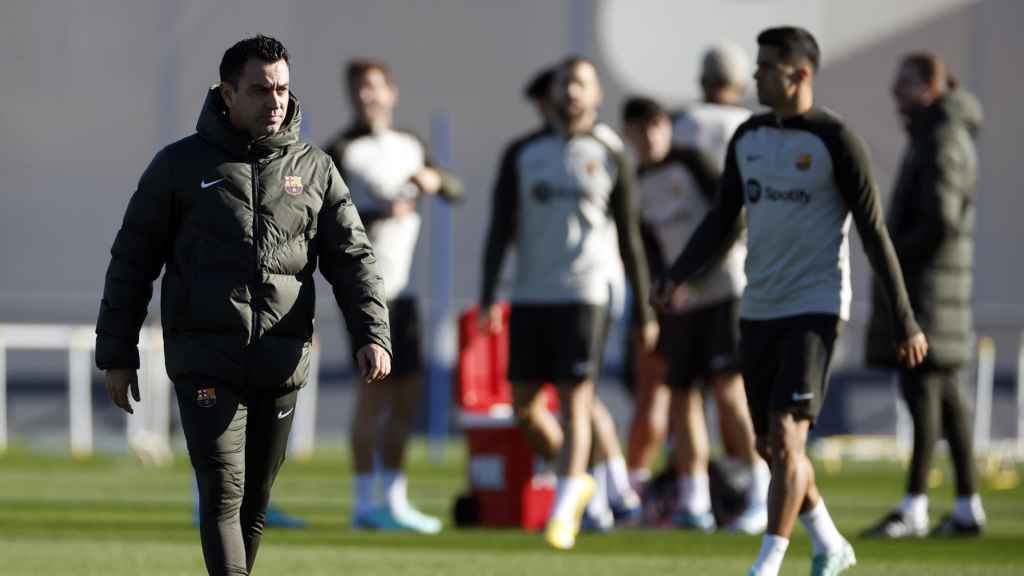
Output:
713,371,769,534
625,336,670,491
740,319,793,576
658,309,714,531
750,315,852,576
590,395,641,524
765,411,813,538
174,380,249,576
780,315,852,576
510,304,563,460
864,367,937,538
239,390,298,572
373,298,440,533
932,368,986,535
544,304,605,549
671,385,715,531
349,370,387,526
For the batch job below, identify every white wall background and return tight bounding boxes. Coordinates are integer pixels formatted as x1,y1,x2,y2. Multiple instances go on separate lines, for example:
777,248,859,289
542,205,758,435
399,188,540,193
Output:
0,0,1019,371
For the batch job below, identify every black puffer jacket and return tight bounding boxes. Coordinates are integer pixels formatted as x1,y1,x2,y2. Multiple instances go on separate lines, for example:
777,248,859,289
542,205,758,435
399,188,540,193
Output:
867,90,983,369
96,88,391,393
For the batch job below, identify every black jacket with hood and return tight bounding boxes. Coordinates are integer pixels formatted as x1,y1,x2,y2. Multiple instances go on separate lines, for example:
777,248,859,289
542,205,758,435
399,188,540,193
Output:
96,87,391,393
867,89,983,369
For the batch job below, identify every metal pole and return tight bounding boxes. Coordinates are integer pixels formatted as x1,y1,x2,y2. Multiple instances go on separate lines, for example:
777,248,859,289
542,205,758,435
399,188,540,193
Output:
127,329,147,451
973,336,996,455
426,109,455,463
1017,331,1024,458
289,336,319,461
0,328,7,454
69,328,93,459
149,327,172,464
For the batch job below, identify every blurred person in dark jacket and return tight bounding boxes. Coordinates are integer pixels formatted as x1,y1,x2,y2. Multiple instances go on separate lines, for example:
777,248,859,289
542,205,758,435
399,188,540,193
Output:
863,52,986,539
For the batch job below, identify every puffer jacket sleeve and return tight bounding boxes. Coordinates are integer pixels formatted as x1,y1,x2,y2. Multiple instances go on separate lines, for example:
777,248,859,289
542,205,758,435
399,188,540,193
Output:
95,149,174,369
317,159,392,359
889,133,972,266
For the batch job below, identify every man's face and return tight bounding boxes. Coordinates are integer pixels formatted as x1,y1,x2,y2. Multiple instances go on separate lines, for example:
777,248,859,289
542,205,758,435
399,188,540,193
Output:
352,68,397,126
221,58,290,139
892,63,933,121
753,46,801,108
624,115,672,164
554,61,602,123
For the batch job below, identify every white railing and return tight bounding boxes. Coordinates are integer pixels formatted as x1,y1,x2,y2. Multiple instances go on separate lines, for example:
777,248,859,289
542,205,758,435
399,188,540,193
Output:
0,323,1021,464
0,324,320,462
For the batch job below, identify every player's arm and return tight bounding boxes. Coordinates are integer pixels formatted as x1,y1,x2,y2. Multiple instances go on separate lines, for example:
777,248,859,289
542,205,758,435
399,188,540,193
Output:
889,134,970,265
663,139,744,286
409,134,465,202
96,149,174,412
610,151,657,335
831,125,926,366
317,159,393,380
674,147,743,285
479,143,519,326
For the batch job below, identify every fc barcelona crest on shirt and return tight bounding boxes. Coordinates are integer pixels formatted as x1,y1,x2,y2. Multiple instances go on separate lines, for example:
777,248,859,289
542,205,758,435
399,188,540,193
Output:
284,175,304,196
795,153,813,171
197,388,217,408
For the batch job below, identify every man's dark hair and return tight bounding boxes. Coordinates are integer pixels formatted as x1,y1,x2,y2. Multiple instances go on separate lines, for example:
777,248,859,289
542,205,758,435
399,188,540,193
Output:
346,58,393,93
757,26,820,72
219,35,290,87
524,67,556,102
902,51,957,91
622,96,667,125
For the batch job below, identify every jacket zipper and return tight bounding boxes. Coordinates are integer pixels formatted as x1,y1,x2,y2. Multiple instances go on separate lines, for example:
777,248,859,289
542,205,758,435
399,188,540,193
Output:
250,156,261,345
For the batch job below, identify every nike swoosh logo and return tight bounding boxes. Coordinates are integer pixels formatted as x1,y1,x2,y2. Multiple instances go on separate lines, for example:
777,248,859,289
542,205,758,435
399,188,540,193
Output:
200,178,225,189
277,407,295,420
746,155,762,162
791,392,814,401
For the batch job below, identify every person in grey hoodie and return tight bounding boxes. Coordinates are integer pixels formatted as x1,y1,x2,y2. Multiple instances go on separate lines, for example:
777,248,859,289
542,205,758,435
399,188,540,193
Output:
863,52,987,539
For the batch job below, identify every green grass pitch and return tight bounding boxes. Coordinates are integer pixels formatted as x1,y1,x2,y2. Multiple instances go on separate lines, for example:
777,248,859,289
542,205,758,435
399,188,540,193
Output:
0,442,1022,575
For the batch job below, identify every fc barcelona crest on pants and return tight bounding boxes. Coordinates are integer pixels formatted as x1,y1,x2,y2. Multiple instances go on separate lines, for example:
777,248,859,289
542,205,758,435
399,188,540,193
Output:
197,388,217,408
284,175,304,196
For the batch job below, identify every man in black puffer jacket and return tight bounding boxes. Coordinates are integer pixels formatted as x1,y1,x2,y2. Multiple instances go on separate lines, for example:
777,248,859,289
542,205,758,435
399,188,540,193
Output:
96,35,391,575
864,52,986,540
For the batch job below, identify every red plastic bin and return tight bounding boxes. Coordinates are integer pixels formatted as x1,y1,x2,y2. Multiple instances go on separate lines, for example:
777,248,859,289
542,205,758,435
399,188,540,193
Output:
456,303,558,530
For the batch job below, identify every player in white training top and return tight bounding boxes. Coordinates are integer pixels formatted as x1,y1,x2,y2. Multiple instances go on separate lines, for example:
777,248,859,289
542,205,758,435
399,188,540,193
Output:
326,59,463,534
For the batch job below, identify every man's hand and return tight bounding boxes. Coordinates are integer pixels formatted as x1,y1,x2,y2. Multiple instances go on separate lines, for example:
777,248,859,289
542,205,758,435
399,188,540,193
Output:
356,343,391,384
478,304,503,334
897,332,928,369
409,167,442,195
636,319,660,352
650,279,679,312
105,369,140,414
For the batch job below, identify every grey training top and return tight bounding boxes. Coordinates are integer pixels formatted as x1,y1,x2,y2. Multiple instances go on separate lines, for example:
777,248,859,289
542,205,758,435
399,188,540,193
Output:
326,125,462,300
481,127,654,326
668,108,920,339
636,147,745,311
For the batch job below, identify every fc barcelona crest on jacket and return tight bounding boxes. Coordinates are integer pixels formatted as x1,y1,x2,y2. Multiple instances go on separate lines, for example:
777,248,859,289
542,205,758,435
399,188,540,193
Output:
197,387,217,408
284,175,304,196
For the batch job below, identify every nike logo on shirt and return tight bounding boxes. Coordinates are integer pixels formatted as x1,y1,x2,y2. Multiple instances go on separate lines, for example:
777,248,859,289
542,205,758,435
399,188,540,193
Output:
277,407,295,420
791,392,815,402
200,178,225,189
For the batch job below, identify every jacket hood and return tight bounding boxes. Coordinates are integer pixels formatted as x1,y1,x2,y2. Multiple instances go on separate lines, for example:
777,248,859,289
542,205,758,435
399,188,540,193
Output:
912,89,983,138
196,86,302,156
